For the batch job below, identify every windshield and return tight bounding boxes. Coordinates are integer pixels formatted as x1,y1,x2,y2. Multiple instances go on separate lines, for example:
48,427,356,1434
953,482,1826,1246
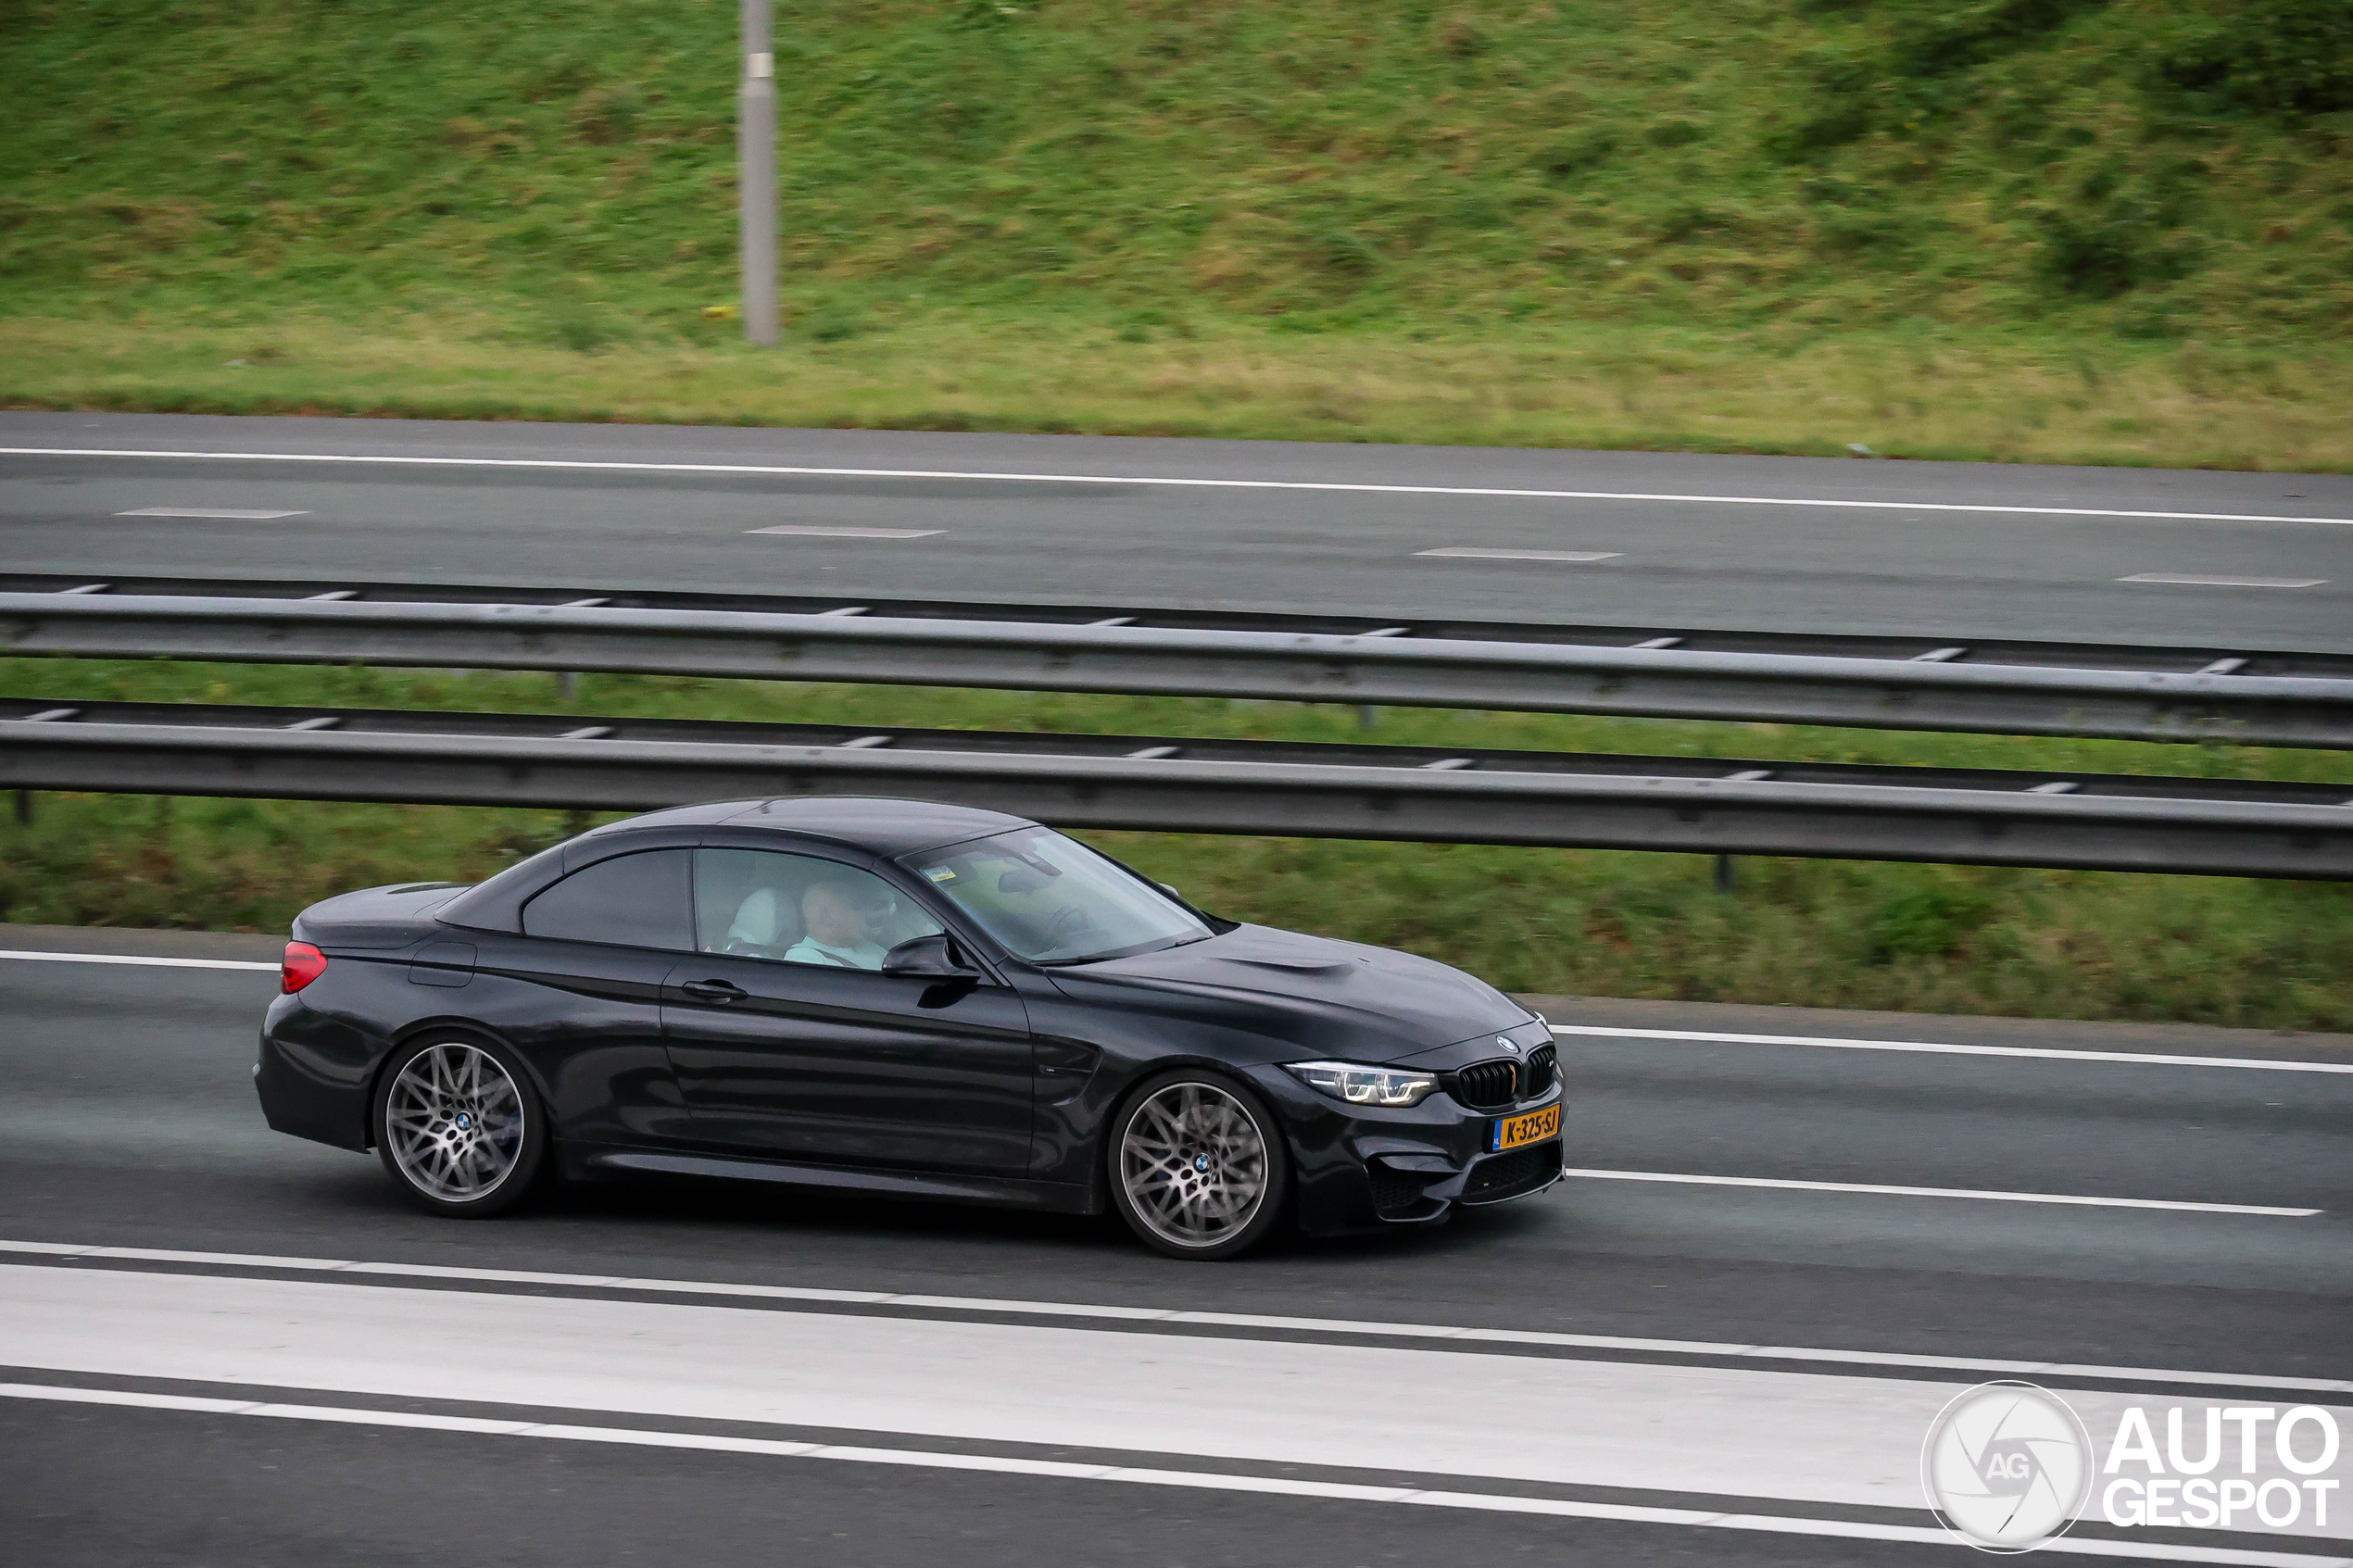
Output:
900,827,1211,964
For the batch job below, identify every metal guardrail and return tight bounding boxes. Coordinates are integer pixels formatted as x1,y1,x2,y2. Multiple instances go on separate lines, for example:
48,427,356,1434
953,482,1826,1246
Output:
6,585,2352,748
6,700,2347,878
9,571,2352,676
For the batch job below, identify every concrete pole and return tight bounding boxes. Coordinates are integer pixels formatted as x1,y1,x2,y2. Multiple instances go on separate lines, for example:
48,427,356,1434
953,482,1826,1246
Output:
738,0,778,345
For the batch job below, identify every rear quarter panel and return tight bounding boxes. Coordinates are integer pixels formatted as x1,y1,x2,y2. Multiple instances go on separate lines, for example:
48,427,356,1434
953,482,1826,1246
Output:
258,933,690,1152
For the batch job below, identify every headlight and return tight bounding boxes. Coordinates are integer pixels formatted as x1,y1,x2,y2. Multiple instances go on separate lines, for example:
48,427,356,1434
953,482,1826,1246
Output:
1282,1060,1438,1108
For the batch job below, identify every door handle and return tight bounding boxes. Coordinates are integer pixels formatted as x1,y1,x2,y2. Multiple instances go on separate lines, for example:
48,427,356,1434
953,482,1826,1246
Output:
679,978,748,1004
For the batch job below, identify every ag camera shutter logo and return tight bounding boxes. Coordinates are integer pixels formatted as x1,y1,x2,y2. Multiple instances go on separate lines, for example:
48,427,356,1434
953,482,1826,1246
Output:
1921,1382,2094,1552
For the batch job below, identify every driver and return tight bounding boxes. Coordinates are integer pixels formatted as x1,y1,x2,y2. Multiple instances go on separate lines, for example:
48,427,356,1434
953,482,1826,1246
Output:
785,878,890,970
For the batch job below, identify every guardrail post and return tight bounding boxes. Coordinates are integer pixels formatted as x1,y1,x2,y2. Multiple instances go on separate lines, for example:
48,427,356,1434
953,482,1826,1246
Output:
1714,853,1737,893
738,0,779,345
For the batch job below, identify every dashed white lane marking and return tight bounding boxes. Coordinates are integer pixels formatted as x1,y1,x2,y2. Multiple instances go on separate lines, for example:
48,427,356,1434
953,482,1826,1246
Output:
2120,573,2328,588
1414,547,1623,562
746,525,944,539
7,447,2348,526
1561,1168,2320,1217
1,1386,2341,1564
6,1241,2347,1394
1548,1022,2353,1074
114,507,308,521
0,949,278,973
7,952,2340,1078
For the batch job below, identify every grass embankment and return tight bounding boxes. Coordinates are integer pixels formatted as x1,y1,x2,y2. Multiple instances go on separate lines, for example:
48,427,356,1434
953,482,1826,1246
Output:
6,659,2350,1031
6,1,2351,466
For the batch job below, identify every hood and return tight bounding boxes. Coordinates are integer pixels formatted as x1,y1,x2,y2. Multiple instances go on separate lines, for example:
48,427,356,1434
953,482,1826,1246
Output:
1043,923,1534,1063
292,883,469,950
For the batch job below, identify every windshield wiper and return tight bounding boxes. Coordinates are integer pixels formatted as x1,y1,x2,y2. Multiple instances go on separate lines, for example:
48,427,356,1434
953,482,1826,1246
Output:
1034,932,1213,967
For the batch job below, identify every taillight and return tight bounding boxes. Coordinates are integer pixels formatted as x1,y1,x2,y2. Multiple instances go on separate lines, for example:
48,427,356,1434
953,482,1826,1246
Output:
281,942,328,994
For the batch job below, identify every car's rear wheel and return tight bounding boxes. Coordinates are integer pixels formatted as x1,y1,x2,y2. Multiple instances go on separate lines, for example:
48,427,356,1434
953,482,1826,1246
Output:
372,1035,546,1217
1109,1072,1287,1261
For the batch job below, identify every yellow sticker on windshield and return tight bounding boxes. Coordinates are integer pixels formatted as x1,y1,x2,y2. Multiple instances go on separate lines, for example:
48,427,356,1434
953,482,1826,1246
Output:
925,867,957,882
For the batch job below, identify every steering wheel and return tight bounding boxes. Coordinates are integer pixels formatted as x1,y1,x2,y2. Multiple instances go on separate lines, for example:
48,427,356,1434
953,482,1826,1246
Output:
1042,902,1096,945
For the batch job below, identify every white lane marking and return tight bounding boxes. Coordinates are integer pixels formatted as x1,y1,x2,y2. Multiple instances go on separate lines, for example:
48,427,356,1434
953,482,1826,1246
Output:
0,949,278,973
0,1262,2001,1506
1414,547,1624,562
113,507,309,521
746,525,944,539
11,950,2339,1079
1549,1022,2353,1074
2120,572,2328,588
6,447,2348,526
1562,1168,2319,1217
15,952,2338,1076
5,1240,2347,1393
0,1386,2339,1565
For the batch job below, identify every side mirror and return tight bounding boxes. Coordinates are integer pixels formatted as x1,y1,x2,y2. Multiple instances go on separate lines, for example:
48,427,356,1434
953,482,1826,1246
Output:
883,933,980,979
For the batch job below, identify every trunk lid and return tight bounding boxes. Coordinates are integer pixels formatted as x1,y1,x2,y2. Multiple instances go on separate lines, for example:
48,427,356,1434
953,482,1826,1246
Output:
291,883,470,951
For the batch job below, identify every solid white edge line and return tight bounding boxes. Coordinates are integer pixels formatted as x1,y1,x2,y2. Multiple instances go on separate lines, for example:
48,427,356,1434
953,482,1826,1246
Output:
0,949,279,973
0,1384,2341,1565
5,1246,2348,1395
2120,574,2329,588
113,508,310,520
745,525,945,539
1559,1168,2320,1217
1413,547,1624,561
5,448,2347,527
10,954,2339,1073
18,952,2341,1079
1549,1022,2353,1074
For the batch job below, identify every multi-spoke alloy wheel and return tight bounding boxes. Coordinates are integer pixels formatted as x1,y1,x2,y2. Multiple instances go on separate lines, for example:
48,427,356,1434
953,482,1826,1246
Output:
374,1039,543,1215
1113,1075,1285,1259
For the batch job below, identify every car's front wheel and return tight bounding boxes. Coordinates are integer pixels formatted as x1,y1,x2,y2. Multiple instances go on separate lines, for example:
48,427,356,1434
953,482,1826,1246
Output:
371,1035,547,1217
1109,1072,1288,1261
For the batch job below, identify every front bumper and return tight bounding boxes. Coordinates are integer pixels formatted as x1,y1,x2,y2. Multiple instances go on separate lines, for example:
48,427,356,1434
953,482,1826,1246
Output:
1246,1064,1564,1236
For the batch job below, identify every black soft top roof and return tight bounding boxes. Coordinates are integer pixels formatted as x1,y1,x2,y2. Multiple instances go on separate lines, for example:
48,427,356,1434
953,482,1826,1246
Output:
434,797,1037,933
721,796,1035,855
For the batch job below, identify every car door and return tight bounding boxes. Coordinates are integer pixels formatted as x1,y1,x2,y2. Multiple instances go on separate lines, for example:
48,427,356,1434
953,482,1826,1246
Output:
478,846,698,1146
658,847,1035,1174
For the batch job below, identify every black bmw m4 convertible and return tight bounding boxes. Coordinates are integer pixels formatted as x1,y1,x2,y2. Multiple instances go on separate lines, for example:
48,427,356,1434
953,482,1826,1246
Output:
258,797,1564,1259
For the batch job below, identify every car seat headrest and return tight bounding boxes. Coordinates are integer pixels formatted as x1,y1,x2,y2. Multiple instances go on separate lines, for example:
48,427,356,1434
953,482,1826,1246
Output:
728,887,787,948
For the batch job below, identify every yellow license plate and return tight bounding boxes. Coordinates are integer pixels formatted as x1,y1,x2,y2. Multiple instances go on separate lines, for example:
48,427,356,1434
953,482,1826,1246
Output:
1491,1103,1560,1152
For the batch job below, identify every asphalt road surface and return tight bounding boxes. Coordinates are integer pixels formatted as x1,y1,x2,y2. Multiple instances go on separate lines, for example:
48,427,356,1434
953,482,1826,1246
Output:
4,410,2350,652
3,926,2348,1567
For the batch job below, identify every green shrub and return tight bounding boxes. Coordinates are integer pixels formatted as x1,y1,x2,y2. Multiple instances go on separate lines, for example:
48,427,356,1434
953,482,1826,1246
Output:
803,307,867,343
2151,0,2353,119
2035,193,2197,296
1314,227,1383,276
1529,131,1617,181
1865,884,1997,962
1886,0,2109,82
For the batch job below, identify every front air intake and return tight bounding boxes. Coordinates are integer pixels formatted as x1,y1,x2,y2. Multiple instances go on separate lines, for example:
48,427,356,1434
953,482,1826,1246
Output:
1368,1160,1434,1217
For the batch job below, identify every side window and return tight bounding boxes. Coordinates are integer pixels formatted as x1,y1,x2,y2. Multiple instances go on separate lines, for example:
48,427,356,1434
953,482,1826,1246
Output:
694,848,942,972
522,849,695,950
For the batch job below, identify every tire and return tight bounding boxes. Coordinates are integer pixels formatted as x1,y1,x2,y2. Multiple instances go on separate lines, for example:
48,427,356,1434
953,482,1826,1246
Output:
1107,1070,1289,1261
371,1034,547,1218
